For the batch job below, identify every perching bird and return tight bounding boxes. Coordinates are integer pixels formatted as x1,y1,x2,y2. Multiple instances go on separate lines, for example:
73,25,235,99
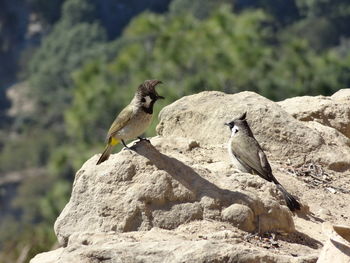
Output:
96,79,164,165
225,112,301,211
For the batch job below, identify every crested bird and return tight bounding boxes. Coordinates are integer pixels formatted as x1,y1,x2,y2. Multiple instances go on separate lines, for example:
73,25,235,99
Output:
96,79,164,165
225,112,301,211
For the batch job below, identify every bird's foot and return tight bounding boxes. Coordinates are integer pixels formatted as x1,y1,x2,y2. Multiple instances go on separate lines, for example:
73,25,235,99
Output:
122,140,132,150
137,137,150,143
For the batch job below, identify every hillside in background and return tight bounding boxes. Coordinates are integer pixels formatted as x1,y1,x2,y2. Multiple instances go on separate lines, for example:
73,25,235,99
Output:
1,0,350,262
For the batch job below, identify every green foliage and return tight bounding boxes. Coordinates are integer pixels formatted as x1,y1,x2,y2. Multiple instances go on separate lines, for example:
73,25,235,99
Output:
28,0,108,127
0,173,69,262
28,22,107,126
296,0,350,42
296,0,350,18
0,0,109,260
66,6,350,154
0,222,57,263
282,17,337,51
12,173,70,224
169,0,233,19
60,0,95,25
0,130,57,173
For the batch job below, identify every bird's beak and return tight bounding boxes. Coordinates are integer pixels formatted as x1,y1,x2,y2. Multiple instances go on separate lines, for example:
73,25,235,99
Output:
224,123,229,126
157,95,165,100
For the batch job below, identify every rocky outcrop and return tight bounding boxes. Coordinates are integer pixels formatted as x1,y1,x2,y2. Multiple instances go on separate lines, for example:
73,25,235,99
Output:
278,89,350,139
31,90,350,263
158,91,350,171
54,136,296,245
31,228,318,263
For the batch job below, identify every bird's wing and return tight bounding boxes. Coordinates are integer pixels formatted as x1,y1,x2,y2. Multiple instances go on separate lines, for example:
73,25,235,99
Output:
231,135,273,182
258,150,272,174
106,104,134,140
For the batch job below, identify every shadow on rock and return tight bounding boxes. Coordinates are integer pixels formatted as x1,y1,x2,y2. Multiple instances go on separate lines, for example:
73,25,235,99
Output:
277,231,323,249
296,211,325,224
132,140,255,208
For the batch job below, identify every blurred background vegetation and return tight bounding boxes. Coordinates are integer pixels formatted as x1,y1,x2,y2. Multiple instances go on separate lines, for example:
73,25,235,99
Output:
1,0,350,261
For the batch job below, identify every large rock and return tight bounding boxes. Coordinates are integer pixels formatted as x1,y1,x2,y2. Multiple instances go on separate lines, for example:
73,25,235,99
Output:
278,89,350,139
157,91,350,171
54,137,295,247
33,90,350,263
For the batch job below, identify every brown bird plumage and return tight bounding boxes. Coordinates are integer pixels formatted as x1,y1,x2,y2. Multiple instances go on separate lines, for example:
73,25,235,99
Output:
225,112,301,211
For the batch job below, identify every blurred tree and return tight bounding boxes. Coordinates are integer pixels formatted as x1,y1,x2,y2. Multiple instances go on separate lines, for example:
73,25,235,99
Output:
26,0,173,129
0,172,70,262
62,8,262,166
60,0,95,24
169,0,233,19
28,22,107,126
296,0,350,46
28,0,108,128
65,6,350,172
0,129,56,172
0,0,107,260
282,17,337,52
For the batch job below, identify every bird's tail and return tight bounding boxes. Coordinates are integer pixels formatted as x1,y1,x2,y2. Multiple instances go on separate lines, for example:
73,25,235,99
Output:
276,184,301,211
96,138,119,165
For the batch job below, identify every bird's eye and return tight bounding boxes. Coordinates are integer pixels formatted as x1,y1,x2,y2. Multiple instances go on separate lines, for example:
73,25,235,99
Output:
141,98,146,103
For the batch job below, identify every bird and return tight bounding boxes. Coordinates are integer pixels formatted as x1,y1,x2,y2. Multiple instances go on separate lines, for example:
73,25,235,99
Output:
96,79,164,165
225,112,301,211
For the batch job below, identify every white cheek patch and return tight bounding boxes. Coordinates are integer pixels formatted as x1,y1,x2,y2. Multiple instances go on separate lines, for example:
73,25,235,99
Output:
231,125,239,136
143,96,152,108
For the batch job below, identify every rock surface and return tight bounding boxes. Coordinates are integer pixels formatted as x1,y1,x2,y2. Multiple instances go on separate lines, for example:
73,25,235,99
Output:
31,90,350,263
54,137,297,248
31,227,318,263
158,91,350,171
278,89,350,139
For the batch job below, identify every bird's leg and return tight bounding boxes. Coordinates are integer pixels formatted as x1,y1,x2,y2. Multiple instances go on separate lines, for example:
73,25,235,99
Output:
122,140,130,150
137,136,150,143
